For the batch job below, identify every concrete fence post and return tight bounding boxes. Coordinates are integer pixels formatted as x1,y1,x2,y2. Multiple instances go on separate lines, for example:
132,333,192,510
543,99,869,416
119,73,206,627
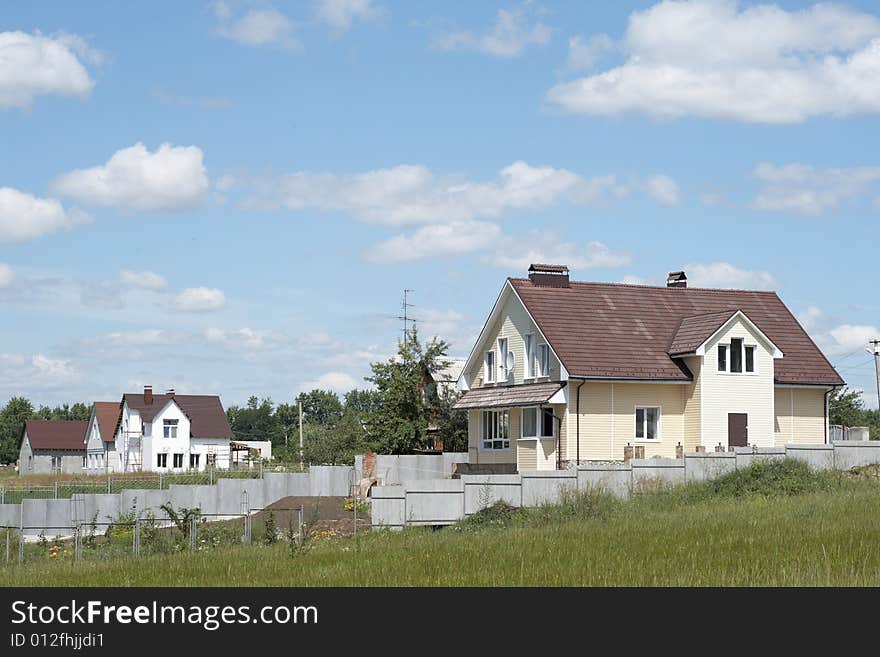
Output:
54,482,58,499
107,476,111,494
159,473,163,490
74,525,81,561
133,519,140,558
1,485,5,505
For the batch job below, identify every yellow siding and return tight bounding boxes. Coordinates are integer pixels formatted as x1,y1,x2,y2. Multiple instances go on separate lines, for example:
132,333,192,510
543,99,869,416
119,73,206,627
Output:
517,441,537,470
774,387,826,445
464,288,561,389
700,318,776,447
569,381,686,461
682,356,702,451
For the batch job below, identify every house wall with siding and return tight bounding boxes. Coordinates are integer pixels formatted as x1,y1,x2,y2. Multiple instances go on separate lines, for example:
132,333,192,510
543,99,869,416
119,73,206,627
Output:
701,318,776,447
463,288,561,389
774,387,827,445
682,356,702,452
567,382,685,461
467,409,516,466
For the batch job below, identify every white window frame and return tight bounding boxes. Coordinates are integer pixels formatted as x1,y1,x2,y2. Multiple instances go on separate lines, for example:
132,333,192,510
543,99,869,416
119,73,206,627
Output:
537,343,550,377
172,453,184,469
480,408,510,451
163,419,179,438
190,453,201,470
520,406,556,440
524,334,536,379
484,350,496,383
635,405,661,442
156,453,167,469
717,340,758,375
498,337,509,380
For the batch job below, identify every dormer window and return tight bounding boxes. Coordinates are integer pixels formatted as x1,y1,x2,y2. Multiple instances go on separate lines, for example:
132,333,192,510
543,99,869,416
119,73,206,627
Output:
718,339,755,373
498,338,509,380
525,334,536,378
538,344,550,377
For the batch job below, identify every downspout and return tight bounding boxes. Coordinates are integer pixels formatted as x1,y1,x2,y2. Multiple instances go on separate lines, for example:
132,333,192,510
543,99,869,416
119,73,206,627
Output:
824,386,837,445
574,381,585,466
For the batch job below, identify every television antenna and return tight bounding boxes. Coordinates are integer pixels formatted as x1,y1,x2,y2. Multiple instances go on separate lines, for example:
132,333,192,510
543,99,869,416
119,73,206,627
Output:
398,289,418,350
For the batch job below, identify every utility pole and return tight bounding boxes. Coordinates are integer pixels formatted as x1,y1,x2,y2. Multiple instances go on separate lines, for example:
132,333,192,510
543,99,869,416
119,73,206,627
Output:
870,340,880,412
398,289,416,350
298,398,304,472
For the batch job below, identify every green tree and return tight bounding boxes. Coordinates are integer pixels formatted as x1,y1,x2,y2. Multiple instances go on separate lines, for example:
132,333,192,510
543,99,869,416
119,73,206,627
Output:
226,396,283,445
365,325,452,454
0,397,35,464
829,387,867,428
296,390,344,427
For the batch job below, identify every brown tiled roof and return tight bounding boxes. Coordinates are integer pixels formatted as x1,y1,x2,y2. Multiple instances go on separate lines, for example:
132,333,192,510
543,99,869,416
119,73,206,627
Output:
509,278,843,385
24,420,88,451
121,393,235,439
453,381,564,409
93,401,121,444
668,309,740,356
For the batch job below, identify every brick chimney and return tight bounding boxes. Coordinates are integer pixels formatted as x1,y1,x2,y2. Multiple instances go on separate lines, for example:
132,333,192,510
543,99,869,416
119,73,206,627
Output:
144,385,153,405
528,264,570,288
667,271,687,288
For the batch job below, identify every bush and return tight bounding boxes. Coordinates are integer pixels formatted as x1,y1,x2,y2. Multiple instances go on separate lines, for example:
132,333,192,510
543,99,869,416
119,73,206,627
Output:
453,501,526,532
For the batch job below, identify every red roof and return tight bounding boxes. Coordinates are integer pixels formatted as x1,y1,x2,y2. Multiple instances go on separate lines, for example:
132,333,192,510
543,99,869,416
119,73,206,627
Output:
668,309,742,356
24,420,88,451
121,393,234,439
509,278,843,385
93,401,121,443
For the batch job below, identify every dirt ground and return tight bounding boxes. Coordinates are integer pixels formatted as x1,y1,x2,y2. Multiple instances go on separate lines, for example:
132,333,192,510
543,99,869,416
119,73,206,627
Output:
251,496,371,538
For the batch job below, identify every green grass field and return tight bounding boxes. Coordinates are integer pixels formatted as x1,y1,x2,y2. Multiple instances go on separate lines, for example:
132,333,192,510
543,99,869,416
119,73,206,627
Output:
2,460,880,587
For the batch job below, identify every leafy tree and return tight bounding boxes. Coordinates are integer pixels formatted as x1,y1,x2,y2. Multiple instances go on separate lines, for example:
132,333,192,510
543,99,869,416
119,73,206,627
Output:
435,388,468,452
226,397,284,445
296,390,344,427
0,397,34,463
829,387,867,428
365,325,453,454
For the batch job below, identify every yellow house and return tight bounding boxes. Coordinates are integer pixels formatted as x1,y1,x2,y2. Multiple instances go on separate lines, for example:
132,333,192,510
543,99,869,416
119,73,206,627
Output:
453,265,844,472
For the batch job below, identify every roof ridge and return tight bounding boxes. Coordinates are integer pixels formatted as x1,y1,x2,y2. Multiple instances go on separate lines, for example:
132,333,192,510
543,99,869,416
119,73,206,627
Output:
510,277,779,294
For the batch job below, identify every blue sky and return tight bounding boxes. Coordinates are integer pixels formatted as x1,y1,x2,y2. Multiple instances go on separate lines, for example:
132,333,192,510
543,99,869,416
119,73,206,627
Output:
1,0,878,408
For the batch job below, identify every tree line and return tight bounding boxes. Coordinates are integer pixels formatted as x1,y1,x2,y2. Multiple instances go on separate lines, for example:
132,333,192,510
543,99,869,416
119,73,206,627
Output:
0,328,467,465
828,387,880,439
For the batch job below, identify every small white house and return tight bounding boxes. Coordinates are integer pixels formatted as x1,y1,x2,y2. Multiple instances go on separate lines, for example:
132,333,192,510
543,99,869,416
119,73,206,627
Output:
115,386,236,473
83,401,122,473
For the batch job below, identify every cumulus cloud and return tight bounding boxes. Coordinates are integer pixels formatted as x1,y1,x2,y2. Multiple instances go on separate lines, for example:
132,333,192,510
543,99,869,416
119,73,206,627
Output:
204,327,285,350
0,353,78,395
52,142,209,212
435,3,552,57
0,187,91,244
684,262,780,290
753,162,880,215
214,2,296,47
566,34,614,72
173,287,226,312
644,174,680,206
0,31,97,108
364,221,501,263
547,0,880,123
252,161,623,226
298,371,361,394
0,263,13,288
119,269,167,290
317,0,379,30
489,232,632,271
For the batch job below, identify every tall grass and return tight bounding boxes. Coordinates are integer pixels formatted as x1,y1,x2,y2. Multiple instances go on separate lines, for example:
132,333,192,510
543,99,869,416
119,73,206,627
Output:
2,460,879,587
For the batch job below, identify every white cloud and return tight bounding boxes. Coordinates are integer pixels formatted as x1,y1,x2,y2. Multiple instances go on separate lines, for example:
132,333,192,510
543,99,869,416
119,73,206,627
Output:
214,2,296,47
52,142,209,212
644,174,680,206
753,162,880,215
567,33,614,72
119,269,167,290
0,187,91,244
104,329,174,346
489,232,632,271
173,287,226,312
204,327,285,350
0,31,96,108
620,274,655,285
254,160,619,226
298,371,360,394
547,0,880,123
317,0,379,30
364,221,501,263
0,263,13,288
0,353,79,394
684,262,780,290
828,324,879,354
436,3,552,57
796,305,824,332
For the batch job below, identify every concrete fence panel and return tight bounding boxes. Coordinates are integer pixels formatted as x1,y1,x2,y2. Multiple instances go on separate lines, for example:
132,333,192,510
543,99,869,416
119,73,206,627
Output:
735,447,786,470
261,473,289,506
832,441,880,470
521,470,577,507
370,485,405,530
286,473,311,497
21,499,49,535
684,452,737,482
404,479,465,525
0,503,20,527
462,475,522,515
44,499,73,536
785,444,835,471
309,466,354,497
577,463,632,499
168,485,197,510
632,458,685,492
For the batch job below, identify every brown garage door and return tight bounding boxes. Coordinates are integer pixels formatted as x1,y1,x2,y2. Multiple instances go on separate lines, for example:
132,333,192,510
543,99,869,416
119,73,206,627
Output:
728,413,748,448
